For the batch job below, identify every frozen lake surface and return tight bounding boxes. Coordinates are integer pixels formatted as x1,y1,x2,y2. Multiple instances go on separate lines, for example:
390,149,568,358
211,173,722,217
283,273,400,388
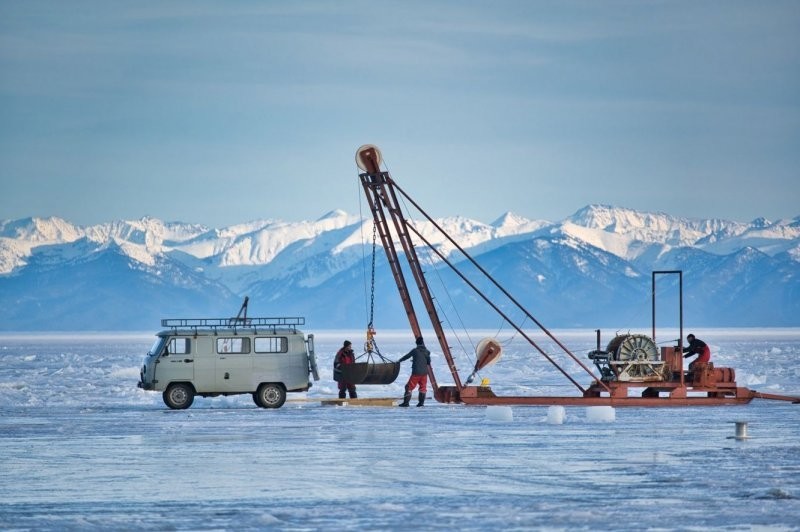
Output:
1,329,799,530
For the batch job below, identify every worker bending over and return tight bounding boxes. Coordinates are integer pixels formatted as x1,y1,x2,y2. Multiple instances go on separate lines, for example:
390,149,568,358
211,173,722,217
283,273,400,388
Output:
683,333,711,376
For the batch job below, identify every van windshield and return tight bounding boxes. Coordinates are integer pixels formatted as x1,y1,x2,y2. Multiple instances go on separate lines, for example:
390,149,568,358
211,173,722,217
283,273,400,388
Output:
148,337,167,357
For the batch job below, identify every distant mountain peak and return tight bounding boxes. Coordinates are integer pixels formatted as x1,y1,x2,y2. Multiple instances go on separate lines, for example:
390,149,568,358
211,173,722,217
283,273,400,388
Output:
491,211,530,228
750,217,772,229
317,209,350,221
0,215,80,241
567,204,674,230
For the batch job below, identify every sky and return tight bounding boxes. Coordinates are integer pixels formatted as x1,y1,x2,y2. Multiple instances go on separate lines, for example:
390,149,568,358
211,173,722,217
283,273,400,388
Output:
1,1,799,229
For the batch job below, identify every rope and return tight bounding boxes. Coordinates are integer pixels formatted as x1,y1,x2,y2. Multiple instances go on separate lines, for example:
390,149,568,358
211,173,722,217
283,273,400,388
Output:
357,172,370,327
395,193,479,376
497,313,528,348
421,241,477,367
355,339,395,363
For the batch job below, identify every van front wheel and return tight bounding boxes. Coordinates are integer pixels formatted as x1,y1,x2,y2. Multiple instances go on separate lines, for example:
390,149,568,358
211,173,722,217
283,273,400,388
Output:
255,383,286,409
163,383,194,409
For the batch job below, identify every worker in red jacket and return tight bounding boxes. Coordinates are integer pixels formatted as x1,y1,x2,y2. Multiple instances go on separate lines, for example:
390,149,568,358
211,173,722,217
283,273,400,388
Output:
683,333,711,374
398,336,431,407
334,340,357,399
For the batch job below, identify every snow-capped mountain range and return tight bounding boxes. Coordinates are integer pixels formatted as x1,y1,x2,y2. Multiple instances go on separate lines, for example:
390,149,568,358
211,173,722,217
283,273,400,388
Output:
1,205,798,330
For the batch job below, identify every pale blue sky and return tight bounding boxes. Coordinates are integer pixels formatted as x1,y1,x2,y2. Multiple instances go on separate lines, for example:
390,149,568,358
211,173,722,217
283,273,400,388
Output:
1,1,798,227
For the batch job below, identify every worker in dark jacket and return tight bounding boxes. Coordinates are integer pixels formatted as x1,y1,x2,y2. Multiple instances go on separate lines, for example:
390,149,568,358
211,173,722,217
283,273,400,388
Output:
334,340,357,399
683,333,711,374
397,336,431,407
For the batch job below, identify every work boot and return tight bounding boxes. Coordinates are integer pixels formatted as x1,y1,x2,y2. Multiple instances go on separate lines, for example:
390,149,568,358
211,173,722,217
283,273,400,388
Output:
399,391,412,407
350,389,358,399
416,392,426,407
338,390,346,399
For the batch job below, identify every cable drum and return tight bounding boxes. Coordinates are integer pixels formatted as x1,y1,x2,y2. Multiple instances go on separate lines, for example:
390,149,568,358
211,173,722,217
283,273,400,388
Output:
606,334,659,362
604,333,667,382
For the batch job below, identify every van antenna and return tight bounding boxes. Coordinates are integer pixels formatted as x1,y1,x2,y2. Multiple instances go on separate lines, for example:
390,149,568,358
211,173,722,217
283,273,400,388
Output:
233,296,249,325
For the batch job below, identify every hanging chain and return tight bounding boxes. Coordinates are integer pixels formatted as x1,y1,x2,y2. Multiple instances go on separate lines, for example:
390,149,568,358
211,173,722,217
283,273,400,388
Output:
369,220,377,327
365,221,378,354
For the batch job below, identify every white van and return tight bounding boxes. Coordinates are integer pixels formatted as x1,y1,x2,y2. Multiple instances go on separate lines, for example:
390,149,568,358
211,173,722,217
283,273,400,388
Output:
138,315,320,409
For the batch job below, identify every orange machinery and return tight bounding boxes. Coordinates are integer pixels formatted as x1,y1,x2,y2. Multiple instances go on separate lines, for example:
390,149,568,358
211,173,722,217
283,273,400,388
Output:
355,144,799,407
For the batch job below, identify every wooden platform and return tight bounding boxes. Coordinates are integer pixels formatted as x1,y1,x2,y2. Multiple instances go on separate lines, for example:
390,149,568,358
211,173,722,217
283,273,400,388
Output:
286,397,397,407
319,398,396,407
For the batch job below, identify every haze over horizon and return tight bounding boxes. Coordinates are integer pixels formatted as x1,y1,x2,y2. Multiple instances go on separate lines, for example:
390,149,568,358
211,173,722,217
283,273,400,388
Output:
2,2,798,227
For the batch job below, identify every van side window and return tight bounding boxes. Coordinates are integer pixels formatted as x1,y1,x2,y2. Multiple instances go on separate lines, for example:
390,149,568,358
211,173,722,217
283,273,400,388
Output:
255,337,288,353
169,338,191,354
217,337,250,354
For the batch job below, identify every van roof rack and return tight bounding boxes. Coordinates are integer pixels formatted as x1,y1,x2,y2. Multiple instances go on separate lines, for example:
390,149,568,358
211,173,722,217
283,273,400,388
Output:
160,316,305,333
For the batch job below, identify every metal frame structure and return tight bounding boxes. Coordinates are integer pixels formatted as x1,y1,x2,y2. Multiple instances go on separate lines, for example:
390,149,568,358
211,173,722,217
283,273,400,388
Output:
356,145,799,406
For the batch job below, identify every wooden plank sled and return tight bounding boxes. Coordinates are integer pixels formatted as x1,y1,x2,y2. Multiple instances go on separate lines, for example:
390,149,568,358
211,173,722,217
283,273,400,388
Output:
286,397,397,406
320,398,396,407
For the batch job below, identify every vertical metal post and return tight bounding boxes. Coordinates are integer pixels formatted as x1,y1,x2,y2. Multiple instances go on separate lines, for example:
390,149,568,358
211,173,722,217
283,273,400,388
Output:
651,271,656,342
679,270,683,352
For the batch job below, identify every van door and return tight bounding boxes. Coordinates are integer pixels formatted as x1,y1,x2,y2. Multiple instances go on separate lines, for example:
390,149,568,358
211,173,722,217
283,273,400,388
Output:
192,336,215,392
215,336,254,391
156,337,194,383
254,335,308,391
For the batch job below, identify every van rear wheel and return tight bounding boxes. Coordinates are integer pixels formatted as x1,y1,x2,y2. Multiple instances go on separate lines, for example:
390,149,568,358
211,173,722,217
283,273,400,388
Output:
163,383,194,409
255,383,286,409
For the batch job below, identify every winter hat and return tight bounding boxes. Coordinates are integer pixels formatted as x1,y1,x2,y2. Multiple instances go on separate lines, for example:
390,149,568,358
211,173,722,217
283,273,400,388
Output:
415,336,424,346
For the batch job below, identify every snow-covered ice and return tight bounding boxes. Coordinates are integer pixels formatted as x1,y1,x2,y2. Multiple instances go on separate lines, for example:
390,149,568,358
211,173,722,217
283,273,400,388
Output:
585,406,616,423
485,405,514,422
1,329,799,530
546,405,566,424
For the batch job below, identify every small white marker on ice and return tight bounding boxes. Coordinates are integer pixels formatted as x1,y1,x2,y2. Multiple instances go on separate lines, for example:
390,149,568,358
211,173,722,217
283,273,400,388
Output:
728,421,749,440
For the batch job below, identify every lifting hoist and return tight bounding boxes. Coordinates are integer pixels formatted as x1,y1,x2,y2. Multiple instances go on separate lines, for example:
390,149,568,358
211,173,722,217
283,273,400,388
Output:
355,144,800,406
337,201,399,386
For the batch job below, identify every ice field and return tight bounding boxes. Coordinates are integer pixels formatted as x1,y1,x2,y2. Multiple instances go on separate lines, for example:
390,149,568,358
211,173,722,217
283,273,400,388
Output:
1,329,799,530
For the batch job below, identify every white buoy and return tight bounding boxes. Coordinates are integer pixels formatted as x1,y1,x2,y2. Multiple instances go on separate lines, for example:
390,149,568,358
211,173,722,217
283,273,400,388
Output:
586,406,616,423
731,421,749,440
546,405,566,424
485,405,513,422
